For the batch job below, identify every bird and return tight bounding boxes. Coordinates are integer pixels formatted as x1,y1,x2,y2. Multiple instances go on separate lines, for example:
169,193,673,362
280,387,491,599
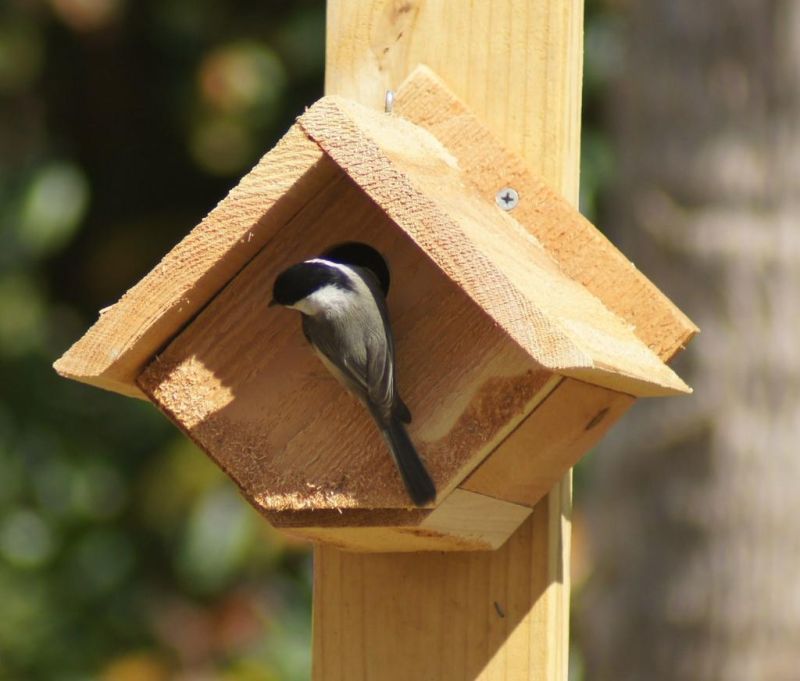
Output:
270,246,436,507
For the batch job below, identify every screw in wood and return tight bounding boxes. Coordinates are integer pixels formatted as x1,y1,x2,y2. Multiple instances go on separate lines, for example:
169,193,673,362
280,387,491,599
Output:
385,90,395,114
496,187,519,211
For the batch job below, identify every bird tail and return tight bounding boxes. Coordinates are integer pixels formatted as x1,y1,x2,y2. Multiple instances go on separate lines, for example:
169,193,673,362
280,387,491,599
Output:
381,416,436,507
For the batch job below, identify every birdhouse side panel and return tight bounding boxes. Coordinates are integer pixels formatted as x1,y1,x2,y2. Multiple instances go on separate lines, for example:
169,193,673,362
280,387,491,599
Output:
463,378,636,507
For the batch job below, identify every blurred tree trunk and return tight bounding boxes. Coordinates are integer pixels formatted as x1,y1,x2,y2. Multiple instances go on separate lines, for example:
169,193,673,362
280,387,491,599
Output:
580,1,800,680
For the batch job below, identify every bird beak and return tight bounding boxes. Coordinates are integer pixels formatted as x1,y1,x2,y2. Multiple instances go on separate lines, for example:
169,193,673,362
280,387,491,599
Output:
268,299,278,308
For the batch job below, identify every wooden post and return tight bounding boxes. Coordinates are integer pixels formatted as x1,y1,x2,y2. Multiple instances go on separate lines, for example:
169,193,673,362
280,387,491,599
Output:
315,2,584,679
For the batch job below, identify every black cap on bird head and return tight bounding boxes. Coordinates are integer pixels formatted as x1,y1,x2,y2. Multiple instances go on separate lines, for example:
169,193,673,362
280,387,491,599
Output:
270,260,354,307
270,242,390,307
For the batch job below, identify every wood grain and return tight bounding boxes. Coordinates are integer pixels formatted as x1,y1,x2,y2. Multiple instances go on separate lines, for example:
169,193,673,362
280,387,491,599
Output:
54,127,332,398
279,489,533,552
316,1,586,680
137,90,689,524
138,166,559,513
296,98,690,396
395,66,699,361
463,379,636,506
313,502,570,681
326,0,585,197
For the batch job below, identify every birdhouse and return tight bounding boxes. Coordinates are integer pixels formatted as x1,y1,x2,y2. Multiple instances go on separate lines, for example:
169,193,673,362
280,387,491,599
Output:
54,67,696,552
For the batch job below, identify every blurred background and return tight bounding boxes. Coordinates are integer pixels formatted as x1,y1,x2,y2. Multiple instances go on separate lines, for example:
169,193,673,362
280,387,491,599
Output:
1,1,322,679
2,0,797,680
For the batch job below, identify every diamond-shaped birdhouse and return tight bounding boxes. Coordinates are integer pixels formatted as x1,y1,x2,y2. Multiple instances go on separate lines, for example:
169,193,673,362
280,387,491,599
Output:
54,67,696,552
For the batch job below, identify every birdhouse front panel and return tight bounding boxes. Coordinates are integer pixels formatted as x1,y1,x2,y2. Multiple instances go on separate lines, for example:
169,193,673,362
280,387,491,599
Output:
138,166,555,512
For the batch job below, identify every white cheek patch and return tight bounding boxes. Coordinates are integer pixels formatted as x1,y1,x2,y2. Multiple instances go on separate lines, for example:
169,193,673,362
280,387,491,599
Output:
293,284,352,316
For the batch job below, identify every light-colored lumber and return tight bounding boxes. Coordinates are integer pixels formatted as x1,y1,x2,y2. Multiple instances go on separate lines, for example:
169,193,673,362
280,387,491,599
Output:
395,66,699,361
390,66,698,511
137,90,688,525
53,127,332,398
326,0,585,201
463,379,635,506
313,499,570,681
138,161,560,513
280,489,532,552
296,97,690,397
316,1,586,680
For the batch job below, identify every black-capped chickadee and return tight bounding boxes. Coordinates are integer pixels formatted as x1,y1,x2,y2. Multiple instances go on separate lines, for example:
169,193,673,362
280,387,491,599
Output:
270,248,436,507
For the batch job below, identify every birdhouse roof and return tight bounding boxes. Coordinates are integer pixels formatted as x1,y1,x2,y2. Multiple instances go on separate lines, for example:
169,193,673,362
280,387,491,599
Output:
55,78,690,401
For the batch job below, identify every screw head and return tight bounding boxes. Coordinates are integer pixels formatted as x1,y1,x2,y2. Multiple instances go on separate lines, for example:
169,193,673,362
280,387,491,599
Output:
496,187,519,211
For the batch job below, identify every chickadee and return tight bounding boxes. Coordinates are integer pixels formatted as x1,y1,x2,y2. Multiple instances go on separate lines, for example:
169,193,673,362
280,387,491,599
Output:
270,252,436,507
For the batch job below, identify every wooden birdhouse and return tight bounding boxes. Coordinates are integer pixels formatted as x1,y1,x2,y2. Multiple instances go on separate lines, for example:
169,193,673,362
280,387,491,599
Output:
54,67,696,553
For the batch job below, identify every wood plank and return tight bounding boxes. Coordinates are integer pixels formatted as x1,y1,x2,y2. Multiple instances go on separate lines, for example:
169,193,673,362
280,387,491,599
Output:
312,498,571,681
280,489,532,552
463,379,636,507
138,165,560,512
386,67,696,512
316,1,586,680
325,0,585,198
297,98,690,396
394,66,698,361
53,127,332,398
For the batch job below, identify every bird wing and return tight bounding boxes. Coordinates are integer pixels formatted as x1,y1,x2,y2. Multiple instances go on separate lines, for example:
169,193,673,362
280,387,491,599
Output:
356,267,397,419
302,316,393,414
364,328,395,419
301,299,396,421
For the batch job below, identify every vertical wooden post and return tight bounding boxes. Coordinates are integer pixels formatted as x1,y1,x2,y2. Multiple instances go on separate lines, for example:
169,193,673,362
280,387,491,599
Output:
315,2,584,679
